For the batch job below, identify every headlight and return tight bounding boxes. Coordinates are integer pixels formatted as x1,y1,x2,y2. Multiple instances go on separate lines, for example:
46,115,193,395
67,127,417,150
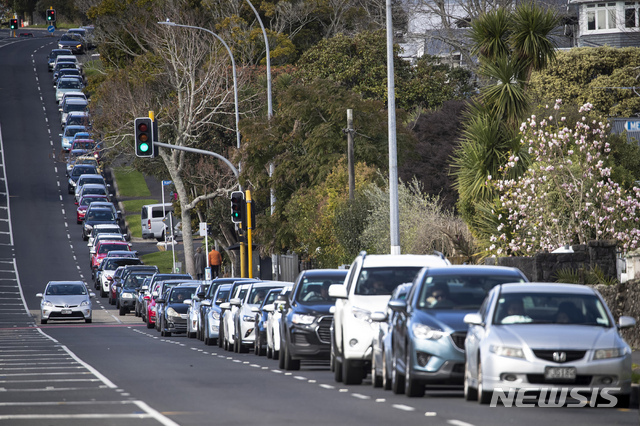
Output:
122,293,134,299
292,313,316,325
167,308,180,318
594,347,627,360
84,223,93,231
352,307,372,322
211,311,220,320
243,315,255,322
490,345,525,358
80,300,90,307
43,300,53,307
411,323,444,340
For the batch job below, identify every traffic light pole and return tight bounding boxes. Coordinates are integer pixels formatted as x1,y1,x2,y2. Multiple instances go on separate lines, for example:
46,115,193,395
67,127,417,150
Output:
246,190,253,279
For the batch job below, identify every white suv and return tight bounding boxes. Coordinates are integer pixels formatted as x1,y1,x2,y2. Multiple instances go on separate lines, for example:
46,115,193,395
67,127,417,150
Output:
329,252,450,385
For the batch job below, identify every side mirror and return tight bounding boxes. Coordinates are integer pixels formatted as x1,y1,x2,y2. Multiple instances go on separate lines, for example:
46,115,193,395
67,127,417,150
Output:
263,304,275,313
463,313,484,326
251,306,260,313
36,293,43,298
184,299,192,306
155,298,166,304
89,292,96,298
141,285,149,292
618,316,636,329
388,299,407,313
370,311,388,322
152,291,158,297
201,300,211,307
89,249,95,255
328,284,347,299
229,297,241,307
219,302,231,310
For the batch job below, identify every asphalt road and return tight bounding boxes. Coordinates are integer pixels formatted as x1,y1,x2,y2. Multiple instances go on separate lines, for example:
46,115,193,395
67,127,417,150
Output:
0,29,637,426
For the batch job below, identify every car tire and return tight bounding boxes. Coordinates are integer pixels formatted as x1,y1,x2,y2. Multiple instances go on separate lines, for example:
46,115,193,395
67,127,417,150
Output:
463,366,477,401
283,344,300,371
371,354,382,388
477,359,491,405
278,342,286,369
333,356,343,383
146,319,154,329
100,288,106,298
266,343,272,359
382,352,392,391
391,354,405,395
41,318,47,324
85,318,92,323
254,333,261,356
119,306,126,316
405,348,424,397
342,359,362,385
218,327,224,348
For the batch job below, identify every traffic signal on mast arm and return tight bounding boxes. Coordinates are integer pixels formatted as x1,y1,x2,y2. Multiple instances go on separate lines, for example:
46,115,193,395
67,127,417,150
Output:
134,117,154,158
46,9,56,22
9,19,17,30
230,191,244,224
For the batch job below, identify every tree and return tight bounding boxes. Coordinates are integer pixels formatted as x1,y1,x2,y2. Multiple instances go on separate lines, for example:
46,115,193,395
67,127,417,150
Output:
238,77,415,254
88,1,253,276
487,101,640,255
529,47,640,118
452,3,558,243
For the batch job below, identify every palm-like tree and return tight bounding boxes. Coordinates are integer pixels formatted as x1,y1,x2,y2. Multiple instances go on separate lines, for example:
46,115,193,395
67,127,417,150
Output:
452,3,557,243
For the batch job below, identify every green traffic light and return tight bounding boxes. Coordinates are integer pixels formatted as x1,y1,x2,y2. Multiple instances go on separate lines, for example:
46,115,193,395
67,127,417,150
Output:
139,142,150,152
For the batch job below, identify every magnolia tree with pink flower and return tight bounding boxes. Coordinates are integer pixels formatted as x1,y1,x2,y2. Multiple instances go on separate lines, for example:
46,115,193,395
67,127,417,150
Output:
487,100,640,256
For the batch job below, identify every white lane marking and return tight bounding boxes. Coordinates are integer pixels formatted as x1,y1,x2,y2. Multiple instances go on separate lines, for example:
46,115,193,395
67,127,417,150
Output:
447,421,475,426
425,412,437,417
392,404,415,412
352,393,371,400
320,384,334,389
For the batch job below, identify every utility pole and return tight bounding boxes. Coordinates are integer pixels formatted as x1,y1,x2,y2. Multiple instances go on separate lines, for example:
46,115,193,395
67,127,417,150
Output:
346,109,355,200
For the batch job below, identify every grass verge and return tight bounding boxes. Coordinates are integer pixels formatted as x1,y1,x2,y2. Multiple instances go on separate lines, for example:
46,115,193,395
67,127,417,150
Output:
121,199,158,216
126,214,142,239
141,249,182,273
113,167,151,197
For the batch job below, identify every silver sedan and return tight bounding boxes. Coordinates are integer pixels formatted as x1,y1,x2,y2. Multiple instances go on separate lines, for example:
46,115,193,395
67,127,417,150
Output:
463,282,635,407
37,281,95,324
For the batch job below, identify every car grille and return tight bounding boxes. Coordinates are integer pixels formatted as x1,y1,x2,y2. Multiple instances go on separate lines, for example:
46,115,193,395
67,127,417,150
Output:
54,304,79,308
450,332,466,351
527,374,592,385
316,316,332,344
532,350,586,363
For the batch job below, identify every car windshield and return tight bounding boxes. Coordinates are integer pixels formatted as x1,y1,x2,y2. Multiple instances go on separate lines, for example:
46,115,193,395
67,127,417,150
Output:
87,210,114,222
98,243,127,254
66,127,86,137
123,273,154,289
80,177,103,185
170,288,196,303
104,259,139,269
297,275,346,304
46,283,87,296
76,158,97,167
354,266,423,296
71,167,95,176
492,292,612,327
215,290,230,304
74,141,95,150
417,273,527,310
58,79,83,89
60,34,80,41
263,290,281,306
83,187,107,197
65,103,87,113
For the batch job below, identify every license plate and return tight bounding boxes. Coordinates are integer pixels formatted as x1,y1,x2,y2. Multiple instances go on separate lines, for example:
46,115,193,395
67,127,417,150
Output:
544,367,576,380
61,309,72,315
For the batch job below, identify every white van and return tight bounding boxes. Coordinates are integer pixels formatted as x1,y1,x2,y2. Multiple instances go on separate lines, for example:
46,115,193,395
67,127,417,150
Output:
141,203,173,240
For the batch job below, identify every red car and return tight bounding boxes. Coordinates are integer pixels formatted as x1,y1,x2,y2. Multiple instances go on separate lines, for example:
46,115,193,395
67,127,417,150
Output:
145,282,162,328
90,240,132,272
76,194,108,224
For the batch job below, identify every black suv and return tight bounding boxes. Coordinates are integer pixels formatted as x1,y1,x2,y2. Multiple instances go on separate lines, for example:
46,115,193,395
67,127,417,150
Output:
116,267,159,316
156,284,200,337
279,269,348,370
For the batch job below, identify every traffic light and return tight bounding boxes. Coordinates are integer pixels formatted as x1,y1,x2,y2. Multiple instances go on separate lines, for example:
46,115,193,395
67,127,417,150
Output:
230,191,244,224
46,9,56,22
134,117,154,158
9,19,17,30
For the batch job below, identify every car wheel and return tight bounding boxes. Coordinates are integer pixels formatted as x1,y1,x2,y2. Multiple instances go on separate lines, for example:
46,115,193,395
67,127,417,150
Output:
146,318,154,329
342,359,362,385
254,333,261,356
266,342,272,359
283,344,300,371
404,348,424,397
278,341,286,369
391,353,405,395
85,318,92,323
41,318,47,324
382,351,392,391
119,306,126,316
477,359,491,405
333,356,343,383
100,288,106,298
218,327,224,348
463,364,478,401
371,353,382,388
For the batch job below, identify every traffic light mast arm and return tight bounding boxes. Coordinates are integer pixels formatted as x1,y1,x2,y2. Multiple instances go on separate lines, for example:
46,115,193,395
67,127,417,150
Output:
152,141,239,177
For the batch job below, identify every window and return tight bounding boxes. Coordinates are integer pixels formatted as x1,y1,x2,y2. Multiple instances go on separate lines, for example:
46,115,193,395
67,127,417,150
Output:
626,1,639,27
586,3,618,31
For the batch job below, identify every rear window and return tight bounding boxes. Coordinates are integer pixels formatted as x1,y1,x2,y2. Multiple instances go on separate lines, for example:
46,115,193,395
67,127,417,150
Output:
152,207,169,218
354,266,424,296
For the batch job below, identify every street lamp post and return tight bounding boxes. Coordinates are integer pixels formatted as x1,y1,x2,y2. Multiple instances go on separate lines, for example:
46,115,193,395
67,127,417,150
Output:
243,0,272,119
386,0,401,255
158,21,241,151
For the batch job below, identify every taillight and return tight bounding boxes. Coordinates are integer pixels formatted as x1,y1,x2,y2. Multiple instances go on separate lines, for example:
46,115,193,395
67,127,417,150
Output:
147,219,151,230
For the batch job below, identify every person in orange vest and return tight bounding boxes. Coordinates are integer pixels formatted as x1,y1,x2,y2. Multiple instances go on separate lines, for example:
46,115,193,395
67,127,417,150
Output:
208,247,222,278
